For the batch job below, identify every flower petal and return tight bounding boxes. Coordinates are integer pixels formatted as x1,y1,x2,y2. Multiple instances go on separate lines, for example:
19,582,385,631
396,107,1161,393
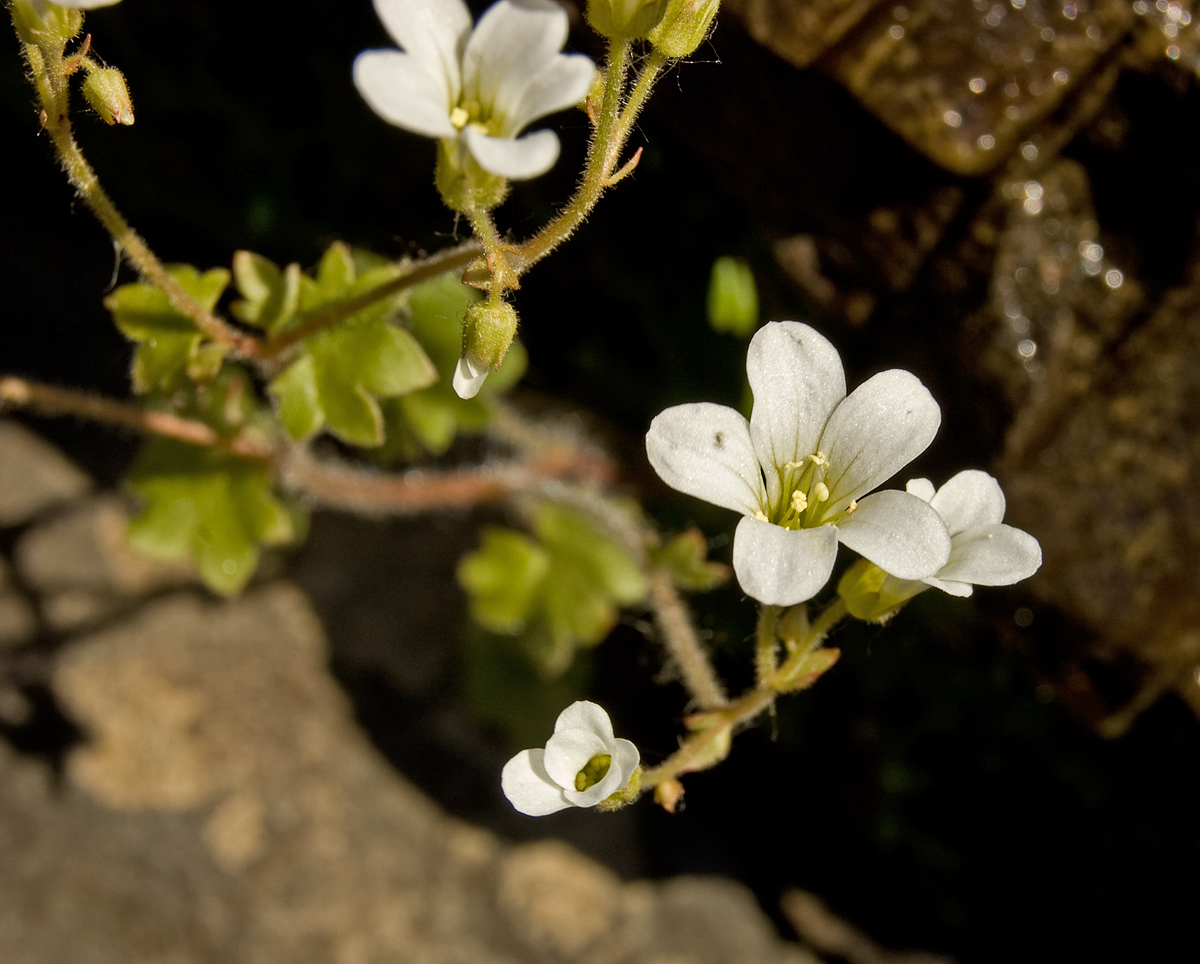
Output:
818,369,941,509
836,490,951,580
905,477,936,503
543,727,609,790
746,322,845,508
462,0,568,127
504,53,596,134
353,50,457,138
731,516,839,605
501,749,571,815
610,737,640,786
374,0,470,95
563,737,637,808
645,403,765,517
921,575,974,597
934,523,1042,587
929,470,1006,536
553,700,615,743
452,354,489,398
462,127,560,179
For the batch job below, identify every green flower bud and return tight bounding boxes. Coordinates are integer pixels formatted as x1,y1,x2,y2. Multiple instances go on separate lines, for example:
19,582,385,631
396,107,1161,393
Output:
82,65,134,125
454,299,519,398
587,0,668,40
11,1,83,46
435,139,508,214
836,558,925,624
706,255,758,337
648,0,720,58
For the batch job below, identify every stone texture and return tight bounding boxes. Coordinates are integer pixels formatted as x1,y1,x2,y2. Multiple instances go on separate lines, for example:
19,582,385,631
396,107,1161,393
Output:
0,584,820,964
15,494,194,631
0,420,90,527
726,0,888,67
825,0,1133,174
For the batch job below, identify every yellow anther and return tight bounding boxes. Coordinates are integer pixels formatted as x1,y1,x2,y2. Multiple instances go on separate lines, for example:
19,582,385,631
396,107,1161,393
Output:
809,451,828,465
753,510,769,522
813,482,830,503
783,461,804,471
845,499,858,515
790,490,808,513
450,106,469,129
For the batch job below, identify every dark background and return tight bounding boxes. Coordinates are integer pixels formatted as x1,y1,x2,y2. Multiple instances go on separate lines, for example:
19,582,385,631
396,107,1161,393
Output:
4,2,1200,961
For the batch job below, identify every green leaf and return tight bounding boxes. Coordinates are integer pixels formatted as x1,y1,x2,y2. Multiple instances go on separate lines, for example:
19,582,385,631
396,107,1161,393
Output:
105,265,230,393
125,439,303,597
456,504,649,677
268,242,439,447
650,529,730,591
230,251,301,335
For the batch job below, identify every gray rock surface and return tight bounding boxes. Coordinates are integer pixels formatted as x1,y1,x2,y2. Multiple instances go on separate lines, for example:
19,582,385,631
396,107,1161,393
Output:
0,420,90,527
0,582,819,964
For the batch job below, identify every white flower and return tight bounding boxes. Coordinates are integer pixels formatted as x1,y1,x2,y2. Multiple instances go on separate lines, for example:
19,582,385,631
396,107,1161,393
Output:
18,0,119,17
903,470,1042,596
502,701,640,816
354,0,596,180
645,321,952,606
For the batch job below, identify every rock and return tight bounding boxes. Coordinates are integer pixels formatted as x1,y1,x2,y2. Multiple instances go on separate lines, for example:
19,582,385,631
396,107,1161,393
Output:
0,585,819,964
15,494,194,631
726,0,887,67
0,420,90,527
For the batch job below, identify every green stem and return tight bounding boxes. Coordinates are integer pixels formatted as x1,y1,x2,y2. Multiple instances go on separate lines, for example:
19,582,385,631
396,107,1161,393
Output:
754,604,781,686
261,241,481,358
509,37,631,274
21,38,261,358
771,598,847,687
613,48,667,147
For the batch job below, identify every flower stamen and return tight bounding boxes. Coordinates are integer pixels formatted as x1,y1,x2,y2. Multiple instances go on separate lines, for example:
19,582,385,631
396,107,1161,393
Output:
574,753,613,791
790,490,808,514
449,105,470,129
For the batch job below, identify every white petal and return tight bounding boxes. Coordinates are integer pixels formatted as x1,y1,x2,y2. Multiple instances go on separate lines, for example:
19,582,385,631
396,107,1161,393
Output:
929,470,1006,536
747,322,845,508
463,0,568,127
57,0,121,8
645,403,765,517
504,54,596,134
453,354,489,398
610,737,640,786
935,523,1042,587
553,700,615,743
543,727,610,790
818,370,941,510
921,575,974,597
463,127,559,179
731,516,839,606
905,477,935,502
563,745,628,807
501,749,572,816
353,50,457,139
374,0,470,95
836,490,951,580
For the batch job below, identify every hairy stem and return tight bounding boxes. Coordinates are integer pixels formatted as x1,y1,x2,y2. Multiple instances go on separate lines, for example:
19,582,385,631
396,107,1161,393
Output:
0,376,273,459
262,241,482,358
649,567,728,710
754,603,782,686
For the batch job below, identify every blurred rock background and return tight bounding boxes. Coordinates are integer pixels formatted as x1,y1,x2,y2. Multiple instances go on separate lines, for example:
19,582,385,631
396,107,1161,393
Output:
4,0,1200,961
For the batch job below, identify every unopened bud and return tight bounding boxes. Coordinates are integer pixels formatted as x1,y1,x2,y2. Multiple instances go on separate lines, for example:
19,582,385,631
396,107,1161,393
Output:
836,558,924,624
706,255,758,336
453,299,519,399
648,0,719,58
82,65,134,125
587,0,668,39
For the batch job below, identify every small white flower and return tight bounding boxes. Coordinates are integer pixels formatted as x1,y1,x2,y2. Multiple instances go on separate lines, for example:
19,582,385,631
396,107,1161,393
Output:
645,321,952,606
19,0,119,15
903,470,1042,596
354,0,596,180
502,701,639,816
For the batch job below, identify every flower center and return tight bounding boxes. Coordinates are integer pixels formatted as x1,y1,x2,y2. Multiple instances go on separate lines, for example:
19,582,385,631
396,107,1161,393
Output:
574,753,612,792
450,99,504,137
768,451,856,530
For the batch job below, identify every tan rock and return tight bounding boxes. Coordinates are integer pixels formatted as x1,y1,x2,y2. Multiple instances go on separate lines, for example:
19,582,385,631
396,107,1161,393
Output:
0,420,90,527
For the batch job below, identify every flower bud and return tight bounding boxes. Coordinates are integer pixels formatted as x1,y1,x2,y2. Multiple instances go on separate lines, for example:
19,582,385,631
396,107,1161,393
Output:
11,1,83,46
836,558,923,624
435,139,508,214
587,0,668,40
82,66,134,125
706,255,758,337
648,0,719,58
453,299,519,399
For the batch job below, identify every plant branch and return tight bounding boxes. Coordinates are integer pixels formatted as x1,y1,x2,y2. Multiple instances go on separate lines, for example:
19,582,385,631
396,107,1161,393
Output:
0,376,273,459
261,240,483,358
649,567,728,710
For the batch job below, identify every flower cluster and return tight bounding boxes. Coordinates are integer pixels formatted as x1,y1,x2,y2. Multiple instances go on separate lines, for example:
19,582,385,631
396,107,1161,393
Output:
645,321,1041,607
502,701,639,816
354,0,595,181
